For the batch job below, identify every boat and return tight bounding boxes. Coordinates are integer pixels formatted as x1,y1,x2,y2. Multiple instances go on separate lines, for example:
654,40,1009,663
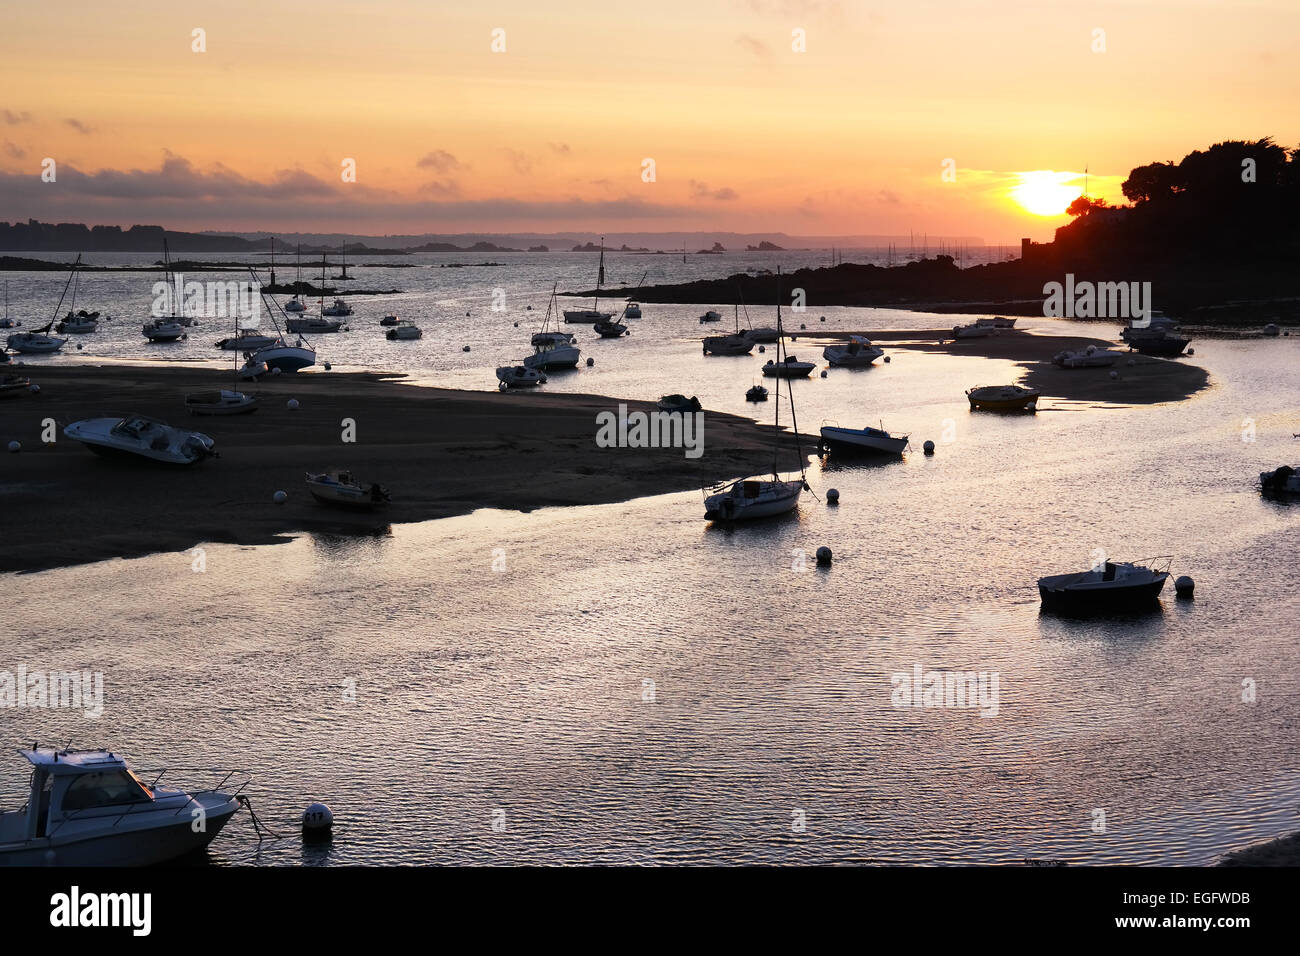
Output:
253,335,315,372
704,303,755,355
306,469,391,510
952,323,993,339
0,281,18,328
56,311,98,334
380,314,400,326
142,319,186,342
745,327,779,343
321,298,353,317
703,265,809,523
656,394,702,413
819,422,908,456
284,244,306,311
564,238,615,323
823,335,883,367
1260,465,1300,496
698,310,723,323
64,415,216,464
286,314,345,334
976,316,1017,329
526,285,581,369
385,320,422,340
284,297,306,313
153,239,198,327
184,388,258,416
0,746,244,866
0,374,31,399
1120,312,1190,357
761,355,816,378
745,384,769,402
966,384,1040,411
237,357,268,380
7,330,66,354
214,330,277,351
1037,558,1171,613
594,317,628,338
497,365,547,389
624,302,642,318
1262,323,1280,337
1052,344,1123,368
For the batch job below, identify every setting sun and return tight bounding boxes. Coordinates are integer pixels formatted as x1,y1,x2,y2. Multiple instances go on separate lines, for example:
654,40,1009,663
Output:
1011,171,1083,216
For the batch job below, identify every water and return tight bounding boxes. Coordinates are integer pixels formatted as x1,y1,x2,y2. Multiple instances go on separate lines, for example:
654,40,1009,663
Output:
3,255,1299,865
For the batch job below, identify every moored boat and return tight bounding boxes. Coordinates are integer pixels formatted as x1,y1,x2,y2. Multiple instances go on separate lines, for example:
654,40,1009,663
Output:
1052,344,1123,368
745,384,768,402
1260,465,1300,496
253,336,315,372
744,327,779,343
64,415,216,464
321,298,353,317
966,384,1040,411
594,318,628,338
656,394,702,413
7,330,66,354
287,314,346,333
214,330,277,351
976,315,1017,329
698,310,723,323
819,423,908,456
761,355,816,378
56,311,98,334
497,365,547,389
624,302,642,318
384,320,422,340
952,323,993,339
823,335,883,367
1037,558,1171,613
184,389,259,416
564,238,614,322
142,319,186,342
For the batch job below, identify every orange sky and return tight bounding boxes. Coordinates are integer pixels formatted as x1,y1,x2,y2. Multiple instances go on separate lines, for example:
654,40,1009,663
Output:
2,0,1297,240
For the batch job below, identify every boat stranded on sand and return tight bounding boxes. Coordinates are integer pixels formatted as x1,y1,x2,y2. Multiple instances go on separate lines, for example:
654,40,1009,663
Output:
64,415,216,465
497,365,546,389
1053,344,1122,368
656,394,702,413
306,469,391,510
0,747,245,866
184,388,258,416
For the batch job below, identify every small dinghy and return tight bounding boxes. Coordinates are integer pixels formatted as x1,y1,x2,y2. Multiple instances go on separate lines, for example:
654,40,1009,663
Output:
819,423,908,456
142,319,186,342
380,314,400,326
624,302,642,318
698,310,723,323
7,330,66,354
185,388,259,416
656,394,702,413
761,355,816,378
823,335,883,367
0,746,245,866
594,318,628,338
497,365,547,389
1053,344,1122,368
966,384,1040,411
306,469,391,510
1038,558,1171,613
287,314,345,334
64,415,216,465
214,331,277,351
0,373,31,399
745,384,769,402
1260,465,1300,496
385,320,422,340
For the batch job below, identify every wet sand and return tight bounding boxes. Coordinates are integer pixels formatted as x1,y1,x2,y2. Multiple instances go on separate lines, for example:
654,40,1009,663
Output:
1219,831,1300,866
824,328,1210,404
0,364,803,574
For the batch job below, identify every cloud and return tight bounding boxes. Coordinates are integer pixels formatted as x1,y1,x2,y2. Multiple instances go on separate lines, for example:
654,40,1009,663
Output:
548,142,571,156
416,150,461,172
736,35,772,60
64,118,94,135
502,148,533,175
2,111,31,126
418,179,461,198
690,180,739,201
3,142,25,159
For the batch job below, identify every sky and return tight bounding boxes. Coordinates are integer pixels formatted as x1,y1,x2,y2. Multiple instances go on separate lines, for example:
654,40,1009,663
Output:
1,0,1297,242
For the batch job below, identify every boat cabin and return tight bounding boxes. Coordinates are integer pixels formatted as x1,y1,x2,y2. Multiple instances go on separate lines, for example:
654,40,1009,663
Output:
0,749,154,843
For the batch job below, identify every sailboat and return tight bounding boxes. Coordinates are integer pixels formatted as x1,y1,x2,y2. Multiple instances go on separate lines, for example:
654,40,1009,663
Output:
249,267,316,372
526,283,581,370
55,269,98,333
288,255,346,331
142,239,193,341
564,238,615,323
703,294,755,356
284,244,306,312
703,266,808,521
8,257,76,354
186,307,260,415
595,271,645,338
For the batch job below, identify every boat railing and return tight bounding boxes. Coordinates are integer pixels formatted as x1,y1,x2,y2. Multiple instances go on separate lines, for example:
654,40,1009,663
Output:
1132,555,1175,575
43,767,252,835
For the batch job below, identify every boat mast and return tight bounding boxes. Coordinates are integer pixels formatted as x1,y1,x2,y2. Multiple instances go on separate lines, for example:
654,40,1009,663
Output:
773,267,781,477
593,237,605,312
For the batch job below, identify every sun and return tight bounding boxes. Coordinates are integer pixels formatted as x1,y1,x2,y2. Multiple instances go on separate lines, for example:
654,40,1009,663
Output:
1011,171,1082,216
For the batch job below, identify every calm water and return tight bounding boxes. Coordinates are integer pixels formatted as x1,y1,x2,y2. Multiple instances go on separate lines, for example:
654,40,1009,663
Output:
3,255,1299,864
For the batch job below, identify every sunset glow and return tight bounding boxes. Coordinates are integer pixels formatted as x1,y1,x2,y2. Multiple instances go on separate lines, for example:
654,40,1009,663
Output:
1010,171,1084,217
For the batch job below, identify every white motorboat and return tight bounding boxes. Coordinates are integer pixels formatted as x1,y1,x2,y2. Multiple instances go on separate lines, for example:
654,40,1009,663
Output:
142,319,186,342
624,302,642,318
287,314,345,333
1260,465,1300,496
185,388,259,416
976,315,1017,329
385,320,423,340
64,415,216,464
321,298,353,317
253,336,315,372
819,422,908,456
56,311,98,334
0,747,244,866
1038,558,1171,613
823,335,883,367
527,285,581,368
952,323,993,339
564,238,614,322
1053,344,1123,368
761,355,816,378
497,365,547,389
283,296,306,312
237,357,268,380
214,330,277,351
699,310,723,323
7,330,66,354
306,469,391,510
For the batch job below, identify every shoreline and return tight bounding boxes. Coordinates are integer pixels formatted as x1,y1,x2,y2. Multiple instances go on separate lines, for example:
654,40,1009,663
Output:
0,365,810,575
1219,831,1300,866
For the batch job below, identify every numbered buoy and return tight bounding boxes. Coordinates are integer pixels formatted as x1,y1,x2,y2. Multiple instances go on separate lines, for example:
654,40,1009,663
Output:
302,802,333,835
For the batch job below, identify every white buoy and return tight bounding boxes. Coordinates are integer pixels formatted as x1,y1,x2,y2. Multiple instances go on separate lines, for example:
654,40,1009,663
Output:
826,488,840,504
816,546,833,566
287,398,300,410
7,441,19,453
923,440,935,454
302,802,333,833
273,490,287,504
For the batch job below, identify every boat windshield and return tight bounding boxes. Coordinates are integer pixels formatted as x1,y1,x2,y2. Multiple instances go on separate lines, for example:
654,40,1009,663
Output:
61,769,154,812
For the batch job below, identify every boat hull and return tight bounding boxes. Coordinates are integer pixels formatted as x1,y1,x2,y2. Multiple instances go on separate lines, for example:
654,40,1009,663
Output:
1038,576,1167,613
704,482,802,521
564,310,613,324
819,428,907,455
761,364,815,378
254,345,315,372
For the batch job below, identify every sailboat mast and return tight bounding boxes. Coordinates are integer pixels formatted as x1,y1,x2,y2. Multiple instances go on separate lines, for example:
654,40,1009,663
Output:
773,267,781,477
593,237,605,312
